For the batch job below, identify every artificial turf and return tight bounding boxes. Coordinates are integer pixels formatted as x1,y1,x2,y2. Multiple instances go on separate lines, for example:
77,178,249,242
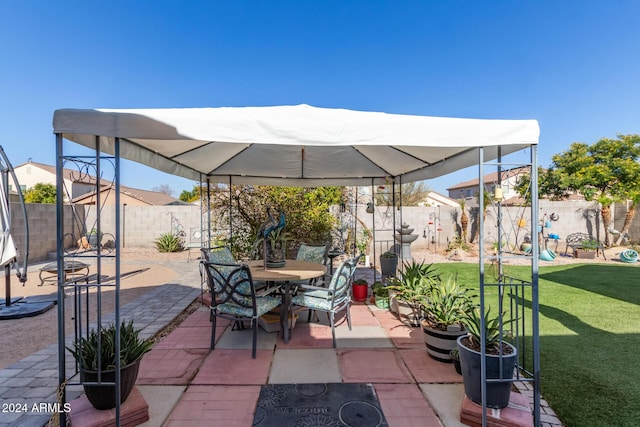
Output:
433,262,640,427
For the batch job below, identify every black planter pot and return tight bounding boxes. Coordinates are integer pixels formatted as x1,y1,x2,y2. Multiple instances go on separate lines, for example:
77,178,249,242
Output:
452,357,462,374
80,359,141,410
457,335,518,409
379,255,398,279
422,322,466,362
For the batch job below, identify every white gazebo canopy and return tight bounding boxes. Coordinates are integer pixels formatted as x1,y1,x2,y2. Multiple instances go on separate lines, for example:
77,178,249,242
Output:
52,104,542,424
53,104,539,186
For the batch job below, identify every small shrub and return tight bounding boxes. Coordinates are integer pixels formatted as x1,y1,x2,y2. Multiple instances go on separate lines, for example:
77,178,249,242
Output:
154,232,184,252
446,235,469,252
580,239,600,251
372,281,388,297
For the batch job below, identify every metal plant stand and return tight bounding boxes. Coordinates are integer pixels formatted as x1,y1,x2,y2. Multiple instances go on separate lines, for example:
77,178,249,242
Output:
55,135,122,426
476,146,540,426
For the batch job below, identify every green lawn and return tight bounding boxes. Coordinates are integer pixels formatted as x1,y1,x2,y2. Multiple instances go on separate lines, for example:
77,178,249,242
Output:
433,262,640,427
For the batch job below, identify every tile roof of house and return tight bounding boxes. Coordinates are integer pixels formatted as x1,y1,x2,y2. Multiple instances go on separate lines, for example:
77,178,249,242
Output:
16,160,110,186
21,161,184,206
71,184,185,206
446,166,531,191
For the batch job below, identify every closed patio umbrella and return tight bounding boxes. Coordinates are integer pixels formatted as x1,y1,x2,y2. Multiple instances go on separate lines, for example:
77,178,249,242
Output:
0,145,29,316
0,169,18,268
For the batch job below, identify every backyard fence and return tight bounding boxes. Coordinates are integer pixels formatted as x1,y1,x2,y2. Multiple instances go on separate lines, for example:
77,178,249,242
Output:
8,200,638,263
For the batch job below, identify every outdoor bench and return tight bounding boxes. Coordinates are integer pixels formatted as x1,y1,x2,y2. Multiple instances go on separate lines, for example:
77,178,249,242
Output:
564,232,606,259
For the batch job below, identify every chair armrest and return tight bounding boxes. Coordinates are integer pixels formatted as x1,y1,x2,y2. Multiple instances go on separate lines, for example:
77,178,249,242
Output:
298,284,332,293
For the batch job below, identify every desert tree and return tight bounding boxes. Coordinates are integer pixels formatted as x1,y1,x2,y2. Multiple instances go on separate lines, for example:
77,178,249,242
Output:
543,134,640,246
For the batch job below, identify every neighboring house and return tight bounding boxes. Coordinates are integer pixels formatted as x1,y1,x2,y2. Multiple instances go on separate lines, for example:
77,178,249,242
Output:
13,160,107,199
12,160,185,206
72,185,187,206
447,166,530,203
419,191,460,208
447,166,587,206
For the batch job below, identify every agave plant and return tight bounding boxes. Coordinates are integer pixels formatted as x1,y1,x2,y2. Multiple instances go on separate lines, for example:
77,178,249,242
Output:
421,274,475,330
67,321,153,371
154,232,184,253
461,307,514,355
387,260,439,305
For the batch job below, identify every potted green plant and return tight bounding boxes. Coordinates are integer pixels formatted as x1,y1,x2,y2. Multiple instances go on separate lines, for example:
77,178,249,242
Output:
264,227,287,267
457,307,518,409
379,250,398,279
86,228,103,249
387,260,437,326
420,274,475,362
372,281,389,309
356,230,371,265
574,238,598,259
352,278,369,302
67,321,153,410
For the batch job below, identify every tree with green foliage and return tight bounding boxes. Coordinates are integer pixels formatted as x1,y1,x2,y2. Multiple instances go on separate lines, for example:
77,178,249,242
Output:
514,167,572,205
541,134,640,246
374,181,431,207
24,183,57,203
179,186,200,202
207,185,343,258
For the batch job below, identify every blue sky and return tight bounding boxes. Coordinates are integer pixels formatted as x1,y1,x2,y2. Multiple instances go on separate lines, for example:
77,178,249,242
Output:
1,1,639,196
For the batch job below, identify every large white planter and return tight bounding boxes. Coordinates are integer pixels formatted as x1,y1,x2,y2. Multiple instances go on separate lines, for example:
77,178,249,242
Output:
396,300,421,327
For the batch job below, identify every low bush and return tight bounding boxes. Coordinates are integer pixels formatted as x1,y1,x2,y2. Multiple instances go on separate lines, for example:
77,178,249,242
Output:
154,232,184,252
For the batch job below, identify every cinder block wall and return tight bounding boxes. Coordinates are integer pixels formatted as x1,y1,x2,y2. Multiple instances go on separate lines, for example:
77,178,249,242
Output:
83,205,202,248
9,200,635,265
9,203,78,263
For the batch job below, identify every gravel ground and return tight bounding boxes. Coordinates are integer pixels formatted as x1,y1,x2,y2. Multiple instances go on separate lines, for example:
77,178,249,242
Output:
0,248,185,369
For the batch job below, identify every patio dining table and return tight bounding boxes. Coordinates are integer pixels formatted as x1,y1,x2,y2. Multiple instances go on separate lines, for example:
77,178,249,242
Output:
248,259,326,343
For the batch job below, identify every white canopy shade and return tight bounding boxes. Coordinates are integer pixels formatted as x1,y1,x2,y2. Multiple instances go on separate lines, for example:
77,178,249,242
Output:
53,104,539,187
